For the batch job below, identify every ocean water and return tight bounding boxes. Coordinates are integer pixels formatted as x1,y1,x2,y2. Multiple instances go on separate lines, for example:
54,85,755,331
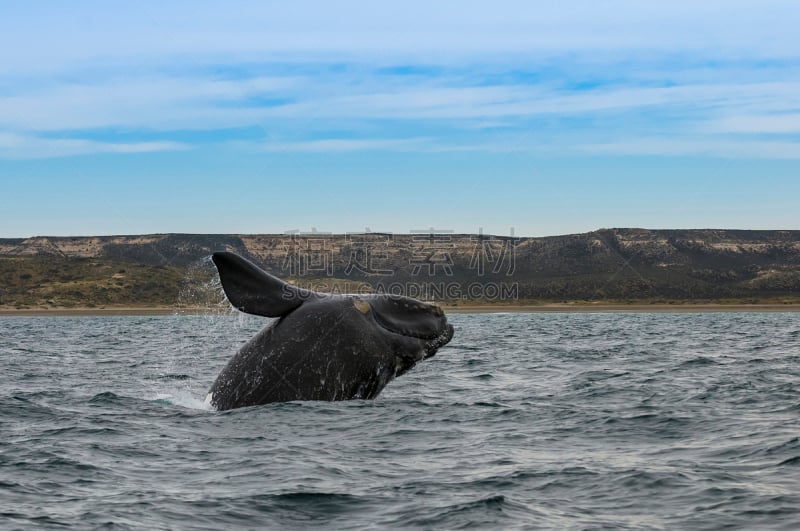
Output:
1,312,799,530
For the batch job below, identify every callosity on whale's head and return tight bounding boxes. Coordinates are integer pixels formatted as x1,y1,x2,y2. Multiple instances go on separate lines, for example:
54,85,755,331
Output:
206,252,454,410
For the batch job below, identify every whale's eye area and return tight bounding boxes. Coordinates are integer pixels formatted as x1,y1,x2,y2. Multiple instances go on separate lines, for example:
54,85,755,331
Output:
352,298,371,314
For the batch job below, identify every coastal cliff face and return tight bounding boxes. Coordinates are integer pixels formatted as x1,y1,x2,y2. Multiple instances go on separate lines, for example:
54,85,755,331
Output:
1,229,799,308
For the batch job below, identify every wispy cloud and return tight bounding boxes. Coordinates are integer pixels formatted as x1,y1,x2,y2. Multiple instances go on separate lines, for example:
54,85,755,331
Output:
261,138,431,152
0,133,189,159
5,74,800,128
261,82,800,121
708,114,800,134
0,76,302,131
3,2,799,73
0,2,799,160
579,138,800,159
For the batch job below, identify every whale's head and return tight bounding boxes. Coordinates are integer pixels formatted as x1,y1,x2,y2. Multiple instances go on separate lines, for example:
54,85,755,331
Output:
347,293,454,374
357,294,453,355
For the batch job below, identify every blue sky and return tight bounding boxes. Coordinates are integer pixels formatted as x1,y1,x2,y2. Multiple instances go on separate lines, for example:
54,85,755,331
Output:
1,1,799,237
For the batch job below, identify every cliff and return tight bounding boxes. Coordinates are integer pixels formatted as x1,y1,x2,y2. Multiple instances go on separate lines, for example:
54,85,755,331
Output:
2,229,799,308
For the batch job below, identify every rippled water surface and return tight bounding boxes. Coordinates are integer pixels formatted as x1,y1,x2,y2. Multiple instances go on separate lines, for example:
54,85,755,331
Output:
1,312,799,529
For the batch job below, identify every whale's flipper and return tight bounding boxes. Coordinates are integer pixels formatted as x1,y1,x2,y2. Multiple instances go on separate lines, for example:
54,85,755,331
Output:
211,251,312,317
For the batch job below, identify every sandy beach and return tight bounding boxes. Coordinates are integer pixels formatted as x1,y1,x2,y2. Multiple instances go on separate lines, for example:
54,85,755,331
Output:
444,304,800,313
0,307,185,317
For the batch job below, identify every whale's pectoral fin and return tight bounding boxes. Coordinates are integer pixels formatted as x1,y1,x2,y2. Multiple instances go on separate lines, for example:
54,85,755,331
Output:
211,251,311,317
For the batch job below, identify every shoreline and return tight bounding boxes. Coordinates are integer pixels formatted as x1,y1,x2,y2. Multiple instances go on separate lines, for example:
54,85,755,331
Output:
2,303,800,317
444,304,800,313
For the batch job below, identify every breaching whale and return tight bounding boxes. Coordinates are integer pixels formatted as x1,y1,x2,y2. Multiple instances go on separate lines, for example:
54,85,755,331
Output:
205,252,454,410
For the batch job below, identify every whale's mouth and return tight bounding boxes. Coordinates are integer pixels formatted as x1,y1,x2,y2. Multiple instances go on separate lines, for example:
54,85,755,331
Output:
392,322,454,376
423,323,454,357
378,317,453,353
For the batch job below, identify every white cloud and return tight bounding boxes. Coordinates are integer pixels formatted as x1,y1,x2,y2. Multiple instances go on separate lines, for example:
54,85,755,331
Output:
709,114,800,134
0,76,302,131
2,1,800,74
1,2,799,160
261,138,431,152
579,138,800,159
2,75,800,159
0,133,189,159
6,75,800,133
258,82,800,122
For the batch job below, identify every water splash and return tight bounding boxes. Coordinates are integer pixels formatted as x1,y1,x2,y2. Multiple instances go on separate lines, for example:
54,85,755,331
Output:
152,390,214,411
143,255,267,412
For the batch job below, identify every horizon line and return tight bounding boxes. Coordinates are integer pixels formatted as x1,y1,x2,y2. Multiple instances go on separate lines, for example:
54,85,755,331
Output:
3,227,800,241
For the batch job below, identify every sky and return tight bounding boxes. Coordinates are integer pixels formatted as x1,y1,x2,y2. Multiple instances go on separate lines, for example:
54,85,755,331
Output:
1,1,799,238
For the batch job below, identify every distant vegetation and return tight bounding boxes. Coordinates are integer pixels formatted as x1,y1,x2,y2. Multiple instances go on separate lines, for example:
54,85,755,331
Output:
1,229,799,309
0,257,185,309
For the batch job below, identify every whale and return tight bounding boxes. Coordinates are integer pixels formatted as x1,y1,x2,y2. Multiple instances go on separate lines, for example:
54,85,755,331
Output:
205,252,454,410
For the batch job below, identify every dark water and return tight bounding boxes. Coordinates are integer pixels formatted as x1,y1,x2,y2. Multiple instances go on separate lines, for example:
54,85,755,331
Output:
1,312,799,530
